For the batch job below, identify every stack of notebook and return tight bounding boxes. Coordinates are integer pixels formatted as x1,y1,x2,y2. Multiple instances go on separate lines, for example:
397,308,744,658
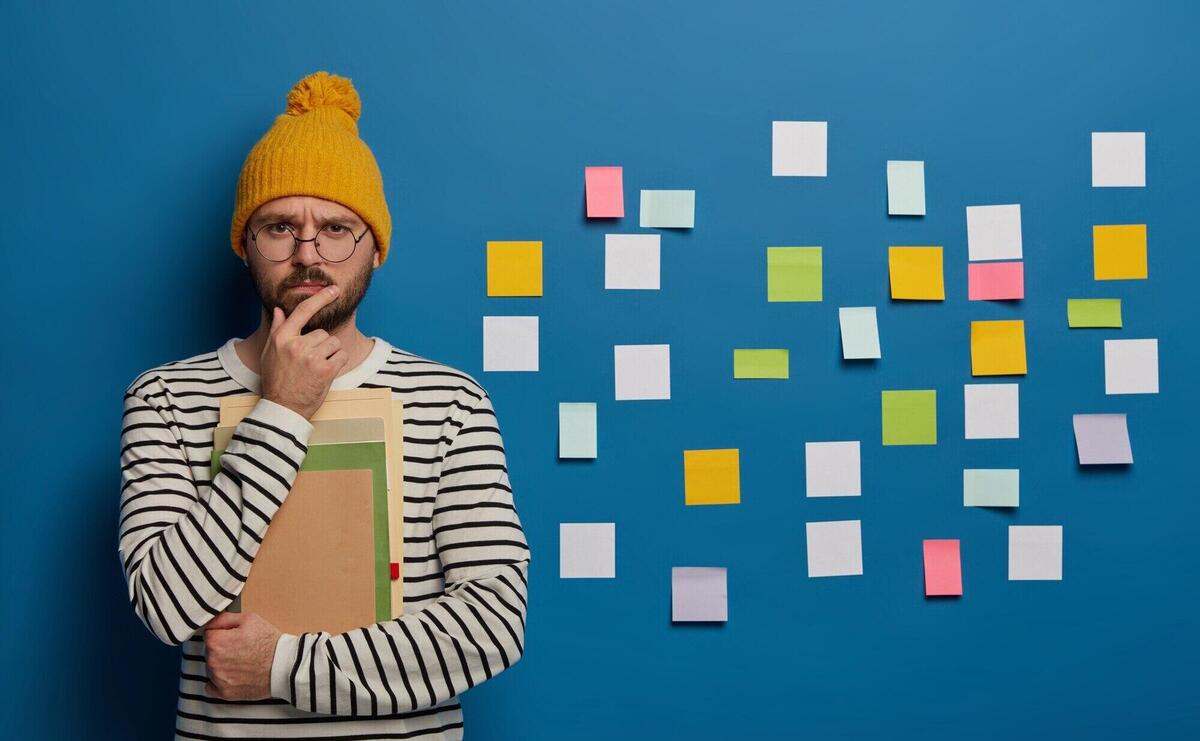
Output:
209,388,405,634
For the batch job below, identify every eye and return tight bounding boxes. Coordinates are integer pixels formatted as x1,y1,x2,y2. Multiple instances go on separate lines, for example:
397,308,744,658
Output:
266,222,291,234
326,223,347,234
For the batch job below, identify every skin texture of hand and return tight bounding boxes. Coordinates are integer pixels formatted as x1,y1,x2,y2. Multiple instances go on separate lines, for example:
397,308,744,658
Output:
260,283,351,420
203,612,282,701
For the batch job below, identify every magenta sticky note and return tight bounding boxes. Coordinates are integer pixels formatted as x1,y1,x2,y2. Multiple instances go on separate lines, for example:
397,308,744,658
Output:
968,261,1024,301
585,166,624,218
923,539,962,596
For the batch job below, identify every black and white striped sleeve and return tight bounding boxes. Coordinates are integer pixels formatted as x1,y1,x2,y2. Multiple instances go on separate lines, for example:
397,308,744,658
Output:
118,377,315,646
269,390,532,715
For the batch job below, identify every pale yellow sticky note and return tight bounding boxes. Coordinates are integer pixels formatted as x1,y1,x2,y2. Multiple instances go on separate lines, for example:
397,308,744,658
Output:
683,448,740,505
1093,225,1147,280
487,241,543,296
888,246,944,300
971,320,1027,376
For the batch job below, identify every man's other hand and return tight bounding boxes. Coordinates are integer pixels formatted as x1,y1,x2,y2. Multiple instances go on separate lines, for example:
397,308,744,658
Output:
203,611,282,701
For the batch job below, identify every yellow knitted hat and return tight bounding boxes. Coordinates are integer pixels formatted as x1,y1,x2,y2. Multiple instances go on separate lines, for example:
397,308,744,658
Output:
230,70,392,264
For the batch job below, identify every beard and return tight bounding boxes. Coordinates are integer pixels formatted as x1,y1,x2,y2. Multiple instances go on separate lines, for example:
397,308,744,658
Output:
249,259,374,335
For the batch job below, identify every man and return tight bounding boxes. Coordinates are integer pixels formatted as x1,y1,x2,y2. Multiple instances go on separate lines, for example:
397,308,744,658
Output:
118,70,531,739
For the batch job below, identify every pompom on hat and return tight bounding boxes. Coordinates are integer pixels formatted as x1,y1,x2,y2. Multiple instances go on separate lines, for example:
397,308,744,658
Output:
230,71,392,264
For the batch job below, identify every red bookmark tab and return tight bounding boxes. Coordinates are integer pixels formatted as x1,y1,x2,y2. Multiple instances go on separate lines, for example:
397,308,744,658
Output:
390,562,400,580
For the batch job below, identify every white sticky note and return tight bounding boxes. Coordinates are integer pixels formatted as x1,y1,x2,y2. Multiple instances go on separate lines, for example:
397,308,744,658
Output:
838,306,881,360
559,402,597,459
560,523,615,578
806,520,863,577
1092,132,1146,187
671,567,728,622
966,204,1023,261
605,234,660,290
1008,525,1063,581
614,344,670,400
639,190,695,228
772,121,827,176
482,316,538,371
963,468,1020,507
1104,339,1159,395
964,383,1019,439
805,441,861,498
886,160,926,216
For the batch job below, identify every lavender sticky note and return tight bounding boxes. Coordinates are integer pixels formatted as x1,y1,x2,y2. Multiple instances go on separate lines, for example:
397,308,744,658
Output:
1072,413,1133,465
671,566,728,622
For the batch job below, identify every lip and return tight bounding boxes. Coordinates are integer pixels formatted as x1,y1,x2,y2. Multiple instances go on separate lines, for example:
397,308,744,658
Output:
289,283,328,294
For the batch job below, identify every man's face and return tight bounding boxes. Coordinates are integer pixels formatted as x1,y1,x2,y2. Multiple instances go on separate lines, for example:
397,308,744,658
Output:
243,196,380,334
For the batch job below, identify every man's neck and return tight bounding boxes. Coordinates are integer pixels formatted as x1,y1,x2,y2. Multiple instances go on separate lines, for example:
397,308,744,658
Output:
234,314,374,377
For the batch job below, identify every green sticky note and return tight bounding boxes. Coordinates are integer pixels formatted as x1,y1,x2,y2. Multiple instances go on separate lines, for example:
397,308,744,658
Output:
733,349,789,379
963,468,1020,507
767,246,822,302
639,189,695,228
886,160,926,216
1067,298,1122,328
559,402,597,459
881,390,937,445
210,441,392,622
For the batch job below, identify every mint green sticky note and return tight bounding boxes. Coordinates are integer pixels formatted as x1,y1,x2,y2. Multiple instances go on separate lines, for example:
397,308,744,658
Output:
886,160,926,216
881,390,937,445
639,189,695,228
963,468,1020,507
1067,298,1122,328
767,246,822,302
733,349,789,379
839,306,881,359
559,402,597,459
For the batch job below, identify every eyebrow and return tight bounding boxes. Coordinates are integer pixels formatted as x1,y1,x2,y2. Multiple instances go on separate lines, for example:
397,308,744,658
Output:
251,211,363,228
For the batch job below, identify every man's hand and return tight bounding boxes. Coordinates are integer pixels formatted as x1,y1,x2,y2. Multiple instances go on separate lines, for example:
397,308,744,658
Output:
261,284,350,420
203,612,282,701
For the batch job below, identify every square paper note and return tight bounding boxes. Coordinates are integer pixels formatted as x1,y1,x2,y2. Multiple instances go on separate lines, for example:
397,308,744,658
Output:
966,204,1022,261
1093,224,1148,280
805,441,861,498
968,261,1024,301
614,344,670,400
971,320,1027,376
839,307,881,360
889,246,944,300
1105,339,1158,395
560,523,615,578
767,246,823,302
963,469,1020,507
585,166,624,218
605,234,660,290
1092,132,1145,187
882,390,937,445
1073,413,1133,465
806,520,863,577
486,241,543,297
684,448,740,505
1008,525,1062,581
772,121,827,176
964,383,1019,439
672,567,728,622
483,316,538,371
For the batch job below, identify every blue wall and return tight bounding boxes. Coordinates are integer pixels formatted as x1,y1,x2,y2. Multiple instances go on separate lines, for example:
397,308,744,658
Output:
3,1,1197,738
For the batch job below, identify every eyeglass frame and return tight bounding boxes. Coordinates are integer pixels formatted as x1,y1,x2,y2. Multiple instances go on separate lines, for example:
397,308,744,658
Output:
244,219,372,263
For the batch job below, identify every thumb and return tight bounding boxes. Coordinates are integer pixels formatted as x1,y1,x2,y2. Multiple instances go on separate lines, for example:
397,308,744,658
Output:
204,611,244,631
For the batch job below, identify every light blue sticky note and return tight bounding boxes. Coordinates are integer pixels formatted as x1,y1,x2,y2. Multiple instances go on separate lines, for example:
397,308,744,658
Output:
963,468,1019,507
559,402,597,459
887,160,925,216
640,190,695,228
838,306,881,359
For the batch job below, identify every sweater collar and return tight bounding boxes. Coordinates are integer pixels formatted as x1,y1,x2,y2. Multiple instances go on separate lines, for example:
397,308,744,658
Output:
218,334,391,393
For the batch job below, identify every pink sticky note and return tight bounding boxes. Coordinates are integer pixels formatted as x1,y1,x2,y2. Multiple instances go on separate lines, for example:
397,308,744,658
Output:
923,539,963,596
968,261,1024,300
585,166,624,218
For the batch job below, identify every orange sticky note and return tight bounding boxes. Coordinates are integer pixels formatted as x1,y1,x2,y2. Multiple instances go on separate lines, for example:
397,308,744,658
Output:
683,448,740,505
486,241,543,296
889,246,944,300
971,319,1027,376
585,166,624,218
1093,224,1147,280
968,261,1024,300
923,539,962,596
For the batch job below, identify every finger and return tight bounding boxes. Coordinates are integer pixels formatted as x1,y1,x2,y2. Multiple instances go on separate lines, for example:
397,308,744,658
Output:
204,612,243,631
327,348,349,369
313,335,342,360
270,306,282,334
279,285,339,337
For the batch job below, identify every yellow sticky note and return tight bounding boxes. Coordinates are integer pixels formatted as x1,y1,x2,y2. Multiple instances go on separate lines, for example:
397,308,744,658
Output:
971,320,1027,376
684,448,740,505
889,246,944,300
487,241,543,296
1093,224,1147,280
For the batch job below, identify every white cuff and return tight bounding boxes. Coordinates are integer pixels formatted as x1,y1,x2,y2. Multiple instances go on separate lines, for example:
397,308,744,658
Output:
270,632,302,701
251,397,316,442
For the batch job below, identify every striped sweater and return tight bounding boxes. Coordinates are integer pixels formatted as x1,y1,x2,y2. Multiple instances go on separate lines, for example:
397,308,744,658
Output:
118,335,531,739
